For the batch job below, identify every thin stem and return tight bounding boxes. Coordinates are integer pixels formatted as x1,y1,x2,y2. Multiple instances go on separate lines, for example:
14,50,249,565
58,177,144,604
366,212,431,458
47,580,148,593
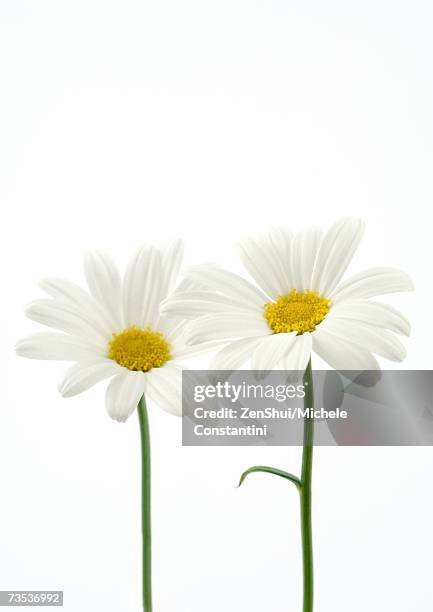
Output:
138,395,152,612
300,359,314,612
238,465,302,490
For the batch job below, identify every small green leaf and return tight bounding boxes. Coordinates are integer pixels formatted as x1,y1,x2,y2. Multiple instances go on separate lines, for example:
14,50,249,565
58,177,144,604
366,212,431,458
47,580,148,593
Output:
237,465,301,490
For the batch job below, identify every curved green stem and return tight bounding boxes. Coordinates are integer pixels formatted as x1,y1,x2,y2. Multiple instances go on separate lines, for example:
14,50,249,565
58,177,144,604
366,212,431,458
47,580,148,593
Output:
300,360,314,612
138,395,152,612
237,465,301,490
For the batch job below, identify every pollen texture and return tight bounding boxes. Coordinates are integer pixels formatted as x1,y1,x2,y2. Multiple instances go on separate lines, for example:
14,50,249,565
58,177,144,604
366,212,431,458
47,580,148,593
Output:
108,326,171,371
264,289,330,334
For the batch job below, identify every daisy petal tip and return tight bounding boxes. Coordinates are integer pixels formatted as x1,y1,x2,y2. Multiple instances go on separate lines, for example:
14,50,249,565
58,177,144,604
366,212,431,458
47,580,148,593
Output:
340,215,365,227
166,238,184,254
346,216,365,233
348,217,366,241
82,250,99,271
397,347,407,362
14,340,24,356
37,276,59,291
24,300,47,321
57,383,70,398
14,339,33,358
398,272,415,293
57,377,77,397
37,278,49,292
401,321,411,337
388,344,407,362
24,301,37,316
343,216,366,240
109,412,129,423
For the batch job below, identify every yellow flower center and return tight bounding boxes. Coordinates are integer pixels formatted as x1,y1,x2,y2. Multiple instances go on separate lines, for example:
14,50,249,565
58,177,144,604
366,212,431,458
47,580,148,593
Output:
264,289,331,334
108,326,172,372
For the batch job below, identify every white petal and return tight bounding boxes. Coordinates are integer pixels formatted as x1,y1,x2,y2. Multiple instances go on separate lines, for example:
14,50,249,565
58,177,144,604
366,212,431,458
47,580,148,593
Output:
239,232,288,299
160,291,249,319
311,218,365,296
25,299,109,344
105,370,146,422
267,227,294,293
320,319,406,362
160,318,219,359
327,300,411,336
185,265,268,309
39,278,115,335
40,276,93,303
313,327,380,370
251,332,297,371
83,251,122,329
185,312,271,345
291,226,323,292
145,363,182,416
16,332,104,361
58,359,121,397
330,267,414,302
172,339,223,360
157,316,187,344
173,276,209,294
209,337,263,370
122,245,162,328
165,325,223,364
278,332,312,372
159,240,184,299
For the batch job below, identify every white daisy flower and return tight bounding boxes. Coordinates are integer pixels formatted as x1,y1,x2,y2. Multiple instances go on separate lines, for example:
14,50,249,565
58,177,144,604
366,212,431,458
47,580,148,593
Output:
161,218,414,372
16,241,203,422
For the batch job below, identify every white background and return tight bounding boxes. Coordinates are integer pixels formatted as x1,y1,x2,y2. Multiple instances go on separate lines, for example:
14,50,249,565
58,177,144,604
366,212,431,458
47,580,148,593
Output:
1,1,433,610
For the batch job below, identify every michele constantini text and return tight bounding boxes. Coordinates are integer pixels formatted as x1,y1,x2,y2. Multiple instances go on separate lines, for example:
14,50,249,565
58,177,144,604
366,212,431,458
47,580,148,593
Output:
192,407,347,437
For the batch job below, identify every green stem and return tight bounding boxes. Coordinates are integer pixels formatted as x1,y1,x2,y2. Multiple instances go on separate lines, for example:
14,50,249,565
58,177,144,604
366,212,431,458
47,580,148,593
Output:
300,359,314,612
238,465,301,490
138,396,152,612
